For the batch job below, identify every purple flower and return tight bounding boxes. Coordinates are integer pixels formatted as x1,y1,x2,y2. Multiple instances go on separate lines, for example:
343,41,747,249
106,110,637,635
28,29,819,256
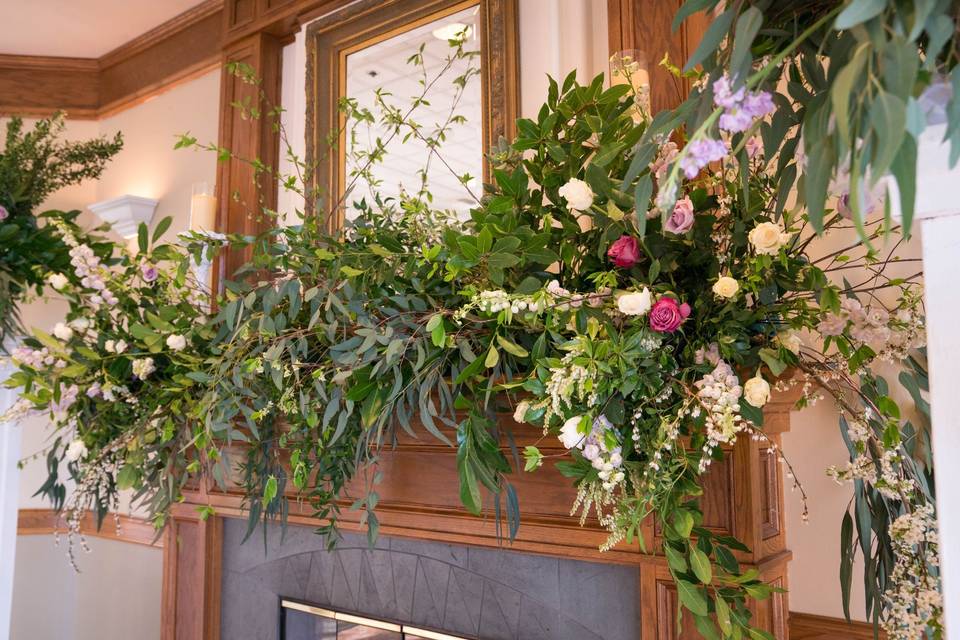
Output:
743,91,775,118
607,235,641,268
719,108,754,133
664,196,695,234
0,205,8,221
679,138,728,179
649,297,691,333
713,76,745,110
140,261,158,283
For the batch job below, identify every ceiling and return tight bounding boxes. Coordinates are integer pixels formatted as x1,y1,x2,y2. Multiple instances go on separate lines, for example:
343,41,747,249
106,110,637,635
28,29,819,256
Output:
344,5,482,217
0,0,207,58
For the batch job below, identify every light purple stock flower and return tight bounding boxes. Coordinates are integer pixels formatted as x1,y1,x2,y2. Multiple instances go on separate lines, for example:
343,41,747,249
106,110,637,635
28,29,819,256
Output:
713,74,775,133
680,138,728,179
712,76,745,110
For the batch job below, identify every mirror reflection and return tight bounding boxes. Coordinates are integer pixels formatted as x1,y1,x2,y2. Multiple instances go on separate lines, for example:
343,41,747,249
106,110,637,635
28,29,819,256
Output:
342,5,482,220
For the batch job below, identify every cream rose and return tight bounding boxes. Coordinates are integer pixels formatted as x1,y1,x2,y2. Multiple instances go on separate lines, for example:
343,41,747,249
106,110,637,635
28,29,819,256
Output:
617,288,653,316
48,273,69,291
744,375,771,407
53,322,74,342
712,276,740,299
559,416,586,449
778,330,803,355
748,222,790,255
558,178,594,212
166,334,187,351
65,439,88,462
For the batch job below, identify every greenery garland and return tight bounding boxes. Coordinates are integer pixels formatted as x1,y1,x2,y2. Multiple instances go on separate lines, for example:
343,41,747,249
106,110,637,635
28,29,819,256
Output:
3,3,947,638
0,114,122,344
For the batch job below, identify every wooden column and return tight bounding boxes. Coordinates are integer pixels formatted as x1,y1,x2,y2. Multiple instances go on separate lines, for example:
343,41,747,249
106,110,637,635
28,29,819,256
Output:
213,31,283,288
607,0,709,114
161,509,223,640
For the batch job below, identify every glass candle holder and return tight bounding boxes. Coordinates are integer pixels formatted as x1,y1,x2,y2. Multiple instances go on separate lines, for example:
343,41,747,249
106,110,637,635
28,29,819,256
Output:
609,49,651,121
190,182,217,233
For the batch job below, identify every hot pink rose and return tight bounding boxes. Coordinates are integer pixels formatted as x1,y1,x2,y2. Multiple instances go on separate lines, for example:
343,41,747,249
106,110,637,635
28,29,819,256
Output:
664,196,695,234
607,235,640,268
649,297,691,333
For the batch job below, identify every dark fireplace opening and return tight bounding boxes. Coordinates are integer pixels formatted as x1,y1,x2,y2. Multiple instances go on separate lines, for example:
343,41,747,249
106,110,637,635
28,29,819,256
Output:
281,599,468,639
220,520,639,640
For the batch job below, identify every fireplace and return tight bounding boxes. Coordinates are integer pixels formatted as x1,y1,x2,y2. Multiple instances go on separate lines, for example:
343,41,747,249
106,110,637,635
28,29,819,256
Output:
220,519,641,640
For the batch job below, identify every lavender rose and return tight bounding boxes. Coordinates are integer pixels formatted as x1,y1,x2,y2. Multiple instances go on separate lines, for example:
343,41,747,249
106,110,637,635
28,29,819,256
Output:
649,297,691,333
607,235,640,268
664,196,695,234
140,261,159,283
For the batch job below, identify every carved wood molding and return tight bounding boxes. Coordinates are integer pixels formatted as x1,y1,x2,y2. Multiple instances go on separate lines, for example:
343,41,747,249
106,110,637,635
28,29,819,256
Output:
16,508,163,548
0,0,223,120
789,612,885,639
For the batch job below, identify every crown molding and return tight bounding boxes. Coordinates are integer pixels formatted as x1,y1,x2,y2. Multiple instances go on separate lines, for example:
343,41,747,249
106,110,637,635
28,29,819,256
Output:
0,0,224,120
0,54,99,73
99,0,223,70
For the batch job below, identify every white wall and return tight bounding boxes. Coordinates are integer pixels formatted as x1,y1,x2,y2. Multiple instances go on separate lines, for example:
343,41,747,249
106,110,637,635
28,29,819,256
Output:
3,69,220,640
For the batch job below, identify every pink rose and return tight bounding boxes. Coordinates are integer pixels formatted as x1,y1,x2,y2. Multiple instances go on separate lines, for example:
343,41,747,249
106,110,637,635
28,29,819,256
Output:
607,235,640,268
649,297,691,333
664,196,695,234
0,205,8,221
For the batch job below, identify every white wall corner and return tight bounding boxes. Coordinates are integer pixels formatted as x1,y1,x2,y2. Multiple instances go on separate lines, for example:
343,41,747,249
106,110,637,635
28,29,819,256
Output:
0,350,23,640
87,195,159,238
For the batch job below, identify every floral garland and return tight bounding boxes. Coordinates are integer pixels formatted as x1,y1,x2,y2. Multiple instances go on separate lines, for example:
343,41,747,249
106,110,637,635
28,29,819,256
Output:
3,10,943,639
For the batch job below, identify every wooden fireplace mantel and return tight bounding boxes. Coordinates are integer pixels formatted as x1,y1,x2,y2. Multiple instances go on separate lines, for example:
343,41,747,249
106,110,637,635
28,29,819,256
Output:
163,384,801,640
154,3,785,638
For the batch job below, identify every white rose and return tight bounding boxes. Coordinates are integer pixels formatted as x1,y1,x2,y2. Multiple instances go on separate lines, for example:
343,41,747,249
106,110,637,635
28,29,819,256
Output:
744,375,771,408
69,318,91,332
712,276,740,299
48,273,69,291
166,334,187,351
559,416,586,450
558,178,594,212
748,222,790,255
104,339,116,353
513,401,530,423
778,330,803,355
114,340,128,354
53,322,74,342
617,288,653,316
65,439,88,462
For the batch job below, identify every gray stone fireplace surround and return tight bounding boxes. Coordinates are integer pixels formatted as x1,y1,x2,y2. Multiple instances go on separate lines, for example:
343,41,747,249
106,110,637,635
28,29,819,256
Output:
220,519,640,639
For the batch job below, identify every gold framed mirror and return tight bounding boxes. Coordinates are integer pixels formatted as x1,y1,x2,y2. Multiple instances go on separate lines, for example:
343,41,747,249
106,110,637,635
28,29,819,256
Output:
305,0,519,230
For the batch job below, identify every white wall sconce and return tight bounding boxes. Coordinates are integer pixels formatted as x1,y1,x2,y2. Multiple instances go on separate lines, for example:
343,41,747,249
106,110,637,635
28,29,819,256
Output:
88,194,159,240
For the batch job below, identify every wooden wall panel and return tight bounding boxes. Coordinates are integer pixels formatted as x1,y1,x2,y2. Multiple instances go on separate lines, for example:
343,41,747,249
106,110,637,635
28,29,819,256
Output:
161,513,222,640
213,32,283,286
607,0,709,114
17,508,163,547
